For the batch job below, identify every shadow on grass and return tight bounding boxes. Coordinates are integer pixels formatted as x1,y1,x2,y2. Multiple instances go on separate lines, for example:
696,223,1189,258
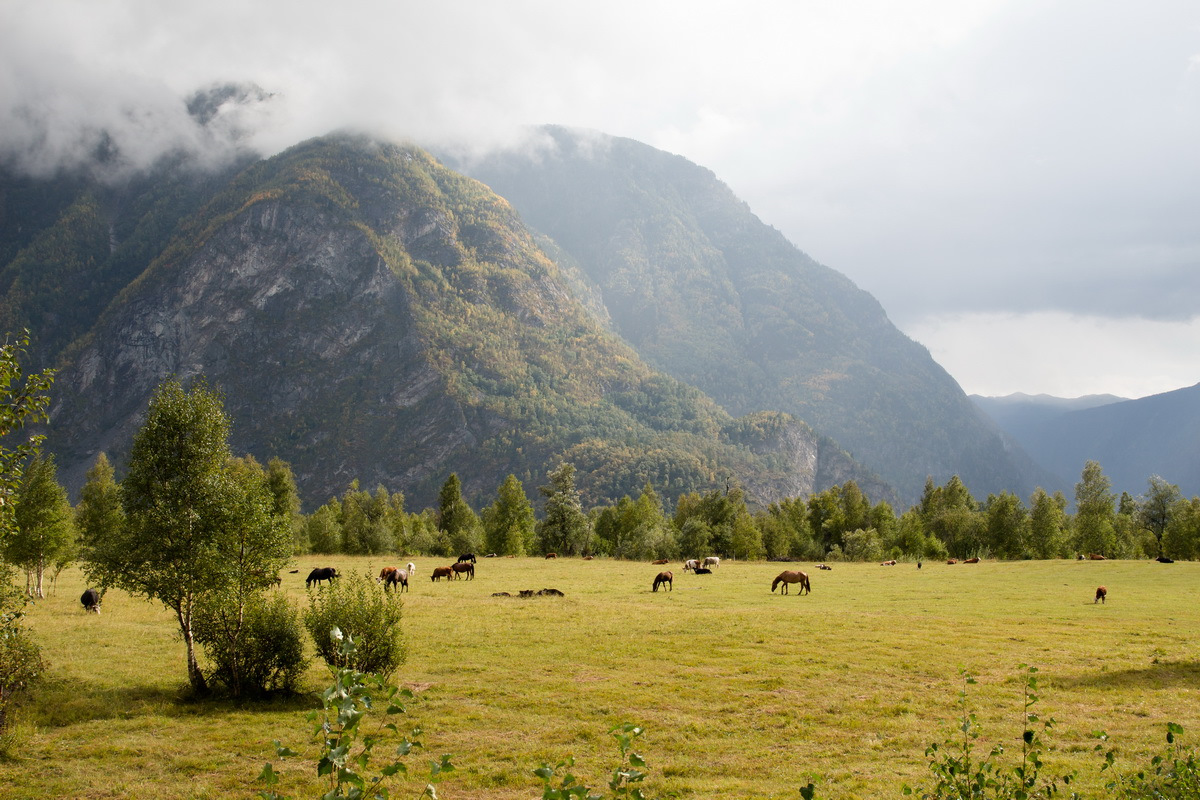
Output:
29,676,318,728
1055,660,1200,691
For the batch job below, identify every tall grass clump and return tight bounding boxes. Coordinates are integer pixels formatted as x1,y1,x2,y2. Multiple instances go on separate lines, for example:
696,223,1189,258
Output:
303,569,405,676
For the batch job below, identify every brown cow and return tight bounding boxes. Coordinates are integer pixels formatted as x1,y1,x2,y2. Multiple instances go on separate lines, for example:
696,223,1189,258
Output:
1095,586,1107,604
431,566,454,581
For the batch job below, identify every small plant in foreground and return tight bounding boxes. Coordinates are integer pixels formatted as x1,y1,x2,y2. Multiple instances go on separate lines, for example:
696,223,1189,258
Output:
904,665,1077,799
534,723,656,800
258,628,453,799
1100,721,1200,799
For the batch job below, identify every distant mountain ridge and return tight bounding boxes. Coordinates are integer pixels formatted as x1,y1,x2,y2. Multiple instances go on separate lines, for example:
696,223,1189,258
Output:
972,387,1200,497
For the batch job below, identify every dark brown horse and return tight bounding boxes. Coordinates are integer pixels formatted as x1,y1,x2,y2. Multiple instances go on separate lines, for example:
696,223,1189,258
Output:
431,566,454,581
653,571,673,592
1095,586,1107,604
772,570,810,595
451,561,475,580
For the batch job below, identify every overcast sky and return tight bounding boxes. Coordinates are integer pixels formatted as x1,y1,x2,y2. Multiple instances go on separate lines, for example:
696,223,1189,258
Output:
3,0,1198,399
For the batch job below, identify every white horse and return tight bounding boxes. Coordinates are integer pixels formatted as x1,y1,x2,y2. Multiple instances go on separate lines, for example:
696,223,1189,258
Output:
703,556,721,569
683,559,700,572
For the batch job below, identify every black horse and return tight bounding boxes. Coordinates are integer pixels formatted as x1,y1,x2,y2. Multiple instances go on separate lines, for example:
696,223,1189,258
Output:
457,553,477,564
306,567,339,587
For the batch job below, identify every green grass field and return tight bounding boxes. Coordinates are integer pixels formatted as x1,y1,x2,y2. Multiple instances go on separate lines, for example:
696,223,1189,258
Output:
2,556,1198,799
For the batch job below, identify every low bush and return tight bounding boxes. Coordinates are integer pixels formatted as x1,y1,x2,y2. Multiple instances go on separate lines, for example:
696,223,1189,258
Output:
303,569,406,677
194,591,308,697
0,593,44,756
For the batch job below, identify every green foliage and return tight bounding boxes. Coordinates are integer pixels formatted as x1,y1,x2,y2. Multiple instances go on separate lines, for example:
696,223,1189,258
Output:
5,453,76,598
83,377,291,694
193,591,307,697
482,474,535,556
437,474,480,555
0,583,43,756
0,333,54,546
904,666,1076,800
1101,722,1200,798
259,629,453,800
536,463,590,556
74,453,124,550
533,724,655,800
1074,461,1117,557
303,570,406,677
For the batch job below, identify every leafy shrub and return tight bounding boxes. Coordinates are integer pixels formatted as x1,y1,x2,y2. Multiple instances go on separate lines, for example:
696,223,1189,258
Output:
304,569,406,677
0,602,44,756
194,591,307,696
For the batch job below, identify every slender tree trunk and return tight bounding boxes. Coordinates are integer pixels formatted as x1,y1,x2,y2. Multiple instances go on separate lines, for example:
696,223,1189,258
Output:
177,605,207,695
35,557,45,599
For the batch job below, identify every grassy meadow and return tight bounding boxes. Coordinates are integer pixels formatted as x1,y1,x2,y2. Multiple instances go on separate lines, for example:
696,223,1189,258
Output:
2,556,1198,799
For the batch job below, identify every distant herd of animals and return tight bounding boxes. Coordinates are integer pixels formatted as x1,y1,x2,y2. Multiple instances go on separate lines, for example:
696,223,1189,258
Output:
78,551,1170,614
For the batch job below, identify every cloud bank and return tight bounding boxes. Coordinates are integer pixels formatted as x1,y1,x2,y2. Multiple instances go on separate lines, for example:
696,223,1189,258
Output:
2,0,1197,397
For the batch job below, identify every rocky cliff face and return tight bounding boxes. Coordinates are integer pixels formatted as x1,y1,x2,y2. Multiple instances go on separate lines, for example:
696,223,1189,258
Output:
34,135,887,509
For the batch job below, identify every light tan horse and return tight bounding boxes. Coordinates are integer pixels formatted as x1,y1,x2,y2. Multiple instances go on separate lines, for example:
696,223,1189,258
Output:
771,570,810,595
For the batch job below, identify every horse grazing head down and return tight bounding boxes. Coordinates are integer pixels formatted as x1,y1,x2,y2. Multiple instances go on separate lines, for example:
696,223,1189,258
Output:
653,571,673,592
771,570,810,595
431,566,455,581
1095,586,1107,604
306,567,339,587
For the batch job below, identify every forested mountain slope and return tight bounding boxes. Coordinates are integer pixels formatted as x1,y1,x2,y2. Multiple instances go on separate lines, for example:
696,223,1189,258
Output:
3,135,889,509
457,127,1052,503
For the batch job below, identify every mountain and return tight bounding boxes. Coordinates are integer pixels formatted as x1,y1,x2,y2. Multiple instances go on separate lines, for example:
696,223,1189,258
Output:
4,134,889,510
973,386,1200,498
454,127,1053,503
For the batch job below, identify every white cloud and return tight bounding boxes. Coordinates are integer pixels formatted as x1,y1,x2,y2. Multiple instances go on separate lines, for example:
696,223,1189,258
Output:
904,311,1200,399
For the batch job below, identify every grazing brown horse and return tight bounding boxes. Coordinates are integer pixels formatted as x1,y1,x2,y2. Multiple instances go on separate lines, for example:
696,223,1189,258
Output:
431,566,454,581
451,561,475,580
306,567,339,587
653,571,673,592
1095,586,1107,604
771,570,810,595
378,566,400,584
545,553,558,559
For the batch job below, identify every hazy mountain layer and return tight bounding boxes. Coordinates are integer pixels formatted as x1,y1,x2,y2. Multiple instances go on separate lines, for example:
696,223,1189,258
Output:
974,387,1200,498
458,127,1053,503
5,135,888,509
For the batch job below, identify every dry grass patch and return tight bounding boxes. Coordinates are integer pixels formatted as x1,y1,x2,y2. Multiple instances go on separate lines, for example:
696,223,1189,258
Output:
0,557,1197,798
